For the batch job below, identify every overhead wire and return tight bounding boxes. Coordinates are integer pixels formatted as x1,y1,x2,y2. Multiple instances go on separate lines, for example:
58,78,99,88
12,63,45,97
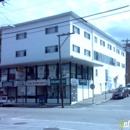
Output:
2,5,129,36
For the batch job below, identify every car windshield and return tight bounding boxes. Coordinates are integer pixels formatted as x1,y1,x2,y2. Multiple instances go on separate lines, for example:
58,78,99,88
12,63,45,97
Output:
126,85,130,88
116,88,123,92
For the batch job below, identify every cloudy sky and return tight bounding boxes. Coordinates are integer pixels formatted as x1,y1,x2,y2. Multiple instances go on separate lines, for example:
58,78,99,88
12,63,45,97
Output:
0,0,130,42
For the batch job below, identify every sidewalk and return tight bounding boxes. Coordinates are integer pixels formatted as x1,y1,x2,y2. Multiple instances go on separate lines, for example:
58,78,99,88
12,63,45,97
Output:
12,92,112,108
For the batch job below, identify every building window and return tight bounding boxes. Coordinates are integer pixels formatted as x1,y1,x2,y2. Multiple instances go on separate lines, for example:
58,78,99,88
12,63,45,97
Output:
73,25,80,34
107,44,112,50
121,51,125,56
16,50,26,57
116,49,120,54
71,64,76,78
45,26,58,34
100,40,105,47
117,61,120,67
27,67,36,80
122,63,125,68
9,69,16,81
45,45,58,53
95,69,98,76
73,45,80,53
16,32,27,40
113,47,115,52
94,36,97,43
77,65,82,79
84,49,90,57
84,32,90,39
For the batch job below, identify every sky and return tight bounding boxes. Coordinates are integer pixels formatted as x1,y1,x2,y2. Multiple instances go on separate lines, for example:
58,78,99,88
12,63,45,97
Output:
0,0,130,42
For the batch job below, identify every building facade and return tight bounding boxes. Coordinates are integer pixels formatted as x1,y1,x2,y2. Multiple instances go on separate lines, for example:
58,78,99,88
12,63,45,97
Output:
0,11,125,104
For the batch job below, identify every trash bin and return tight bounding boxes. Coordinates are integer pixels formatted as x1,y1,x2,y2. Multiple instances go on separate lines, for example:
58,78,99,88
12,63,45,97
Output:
39,96,45,106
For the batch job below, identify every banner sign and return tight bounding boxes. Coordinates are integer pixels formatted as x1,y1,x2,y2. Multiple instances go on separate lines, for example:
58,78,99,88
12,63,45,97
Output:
26,80,47,86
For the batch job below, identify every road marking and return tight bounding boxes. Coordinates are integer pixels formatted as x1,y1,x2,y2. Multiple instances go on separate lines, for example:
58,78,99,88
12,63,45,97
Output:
12,115,30,119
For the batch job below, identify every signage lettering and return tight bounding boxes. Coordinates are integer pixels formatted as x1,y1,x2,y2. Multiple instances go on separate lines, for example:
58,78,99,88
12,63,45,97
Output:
2,81,14,87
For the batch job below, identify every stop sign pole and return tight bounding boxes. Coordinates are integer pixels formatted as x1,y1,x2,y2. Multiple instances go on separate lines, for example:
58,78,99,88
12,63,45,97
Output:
90,84,95,104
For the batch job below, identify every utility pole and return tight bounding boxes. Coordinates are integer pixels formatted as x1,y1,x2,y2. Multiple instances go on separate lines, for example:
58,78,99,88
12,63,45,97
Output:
58,32,74,108
121,39,130,85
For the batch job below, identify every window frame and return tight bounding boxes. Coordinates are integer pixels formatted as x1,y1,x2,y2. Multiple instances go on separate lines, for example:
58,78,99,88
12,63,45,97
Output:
73,25,80,34
45,45,58,53
16,32,27,40
45,26,58,34
84,31,90,39
73,45,80,53
84,49,90,57
16,50,26,57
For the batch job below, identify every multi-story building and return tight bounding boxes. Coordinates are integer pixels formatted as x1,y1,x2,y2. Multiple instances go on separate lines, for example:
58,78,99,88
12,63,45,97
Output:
0,11,125,104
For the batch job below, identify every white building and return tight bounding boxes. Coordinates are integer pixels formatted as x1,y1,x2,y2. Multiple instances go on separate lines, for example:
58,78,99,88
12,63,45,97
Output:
0,11,125,104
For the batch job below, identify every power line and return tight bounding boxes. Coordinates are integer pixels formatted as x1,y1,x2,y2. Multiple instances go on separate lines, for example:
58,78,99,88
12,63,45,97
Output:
2,5,129,35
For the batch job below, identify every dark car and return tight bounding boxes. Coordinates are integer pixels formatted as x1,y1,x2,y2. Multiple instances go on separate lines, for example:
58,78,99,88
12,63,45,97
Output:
126,83,130,94
112,87,129,99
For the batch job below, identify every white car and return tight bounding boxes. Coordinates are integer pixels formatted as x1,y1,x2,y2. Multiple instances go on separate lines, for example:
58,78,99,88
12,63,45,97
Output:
0,96,16,107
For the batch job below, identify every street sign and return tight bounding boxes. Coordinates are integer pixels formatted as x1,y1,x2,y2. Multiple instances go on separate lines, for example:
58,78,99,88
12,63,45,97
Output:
90,84,95,89
50,79,66,85
79,79,87,85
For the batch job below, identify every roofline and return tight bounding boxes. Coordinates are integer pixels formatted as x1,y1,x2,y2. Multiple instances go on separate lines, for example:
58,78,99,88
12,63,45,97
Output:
0,11,123,47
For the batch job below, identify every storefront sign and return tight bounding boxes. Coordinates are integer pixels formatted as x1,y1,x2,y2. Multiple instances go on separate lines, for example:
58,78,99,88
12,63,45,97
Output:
50,79,66,85
26,80,47,86
15,81,25,86
15,71,25,80
2,81,14,87
71,78,78,86
79,79,87,85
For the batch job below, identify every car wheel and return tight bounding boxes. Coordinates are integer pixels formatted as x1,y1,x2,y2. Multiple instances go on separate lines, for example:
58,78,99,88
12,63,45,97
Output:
127,94,129,97
0,103,3,107
122,96,124,99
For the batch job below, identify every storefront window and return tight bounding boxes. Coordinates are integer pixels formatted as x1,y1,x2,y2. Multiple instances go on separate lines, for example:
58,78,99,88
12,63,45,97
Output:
37,66,46,79
9,69,16,81
59,86,70,99
77,65,82,79
71,65,76,78
62,64,69,78
27,67,36,80
48,64,56,79
83,67,87,79
47,86,58,99
1,69,7,81
27,86,35,96
15,67,26,81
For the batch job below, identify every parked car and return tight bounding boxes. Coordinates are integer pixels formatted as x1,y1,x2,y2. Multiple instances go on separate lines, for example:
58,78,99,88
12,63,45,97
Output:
126,83,130,94
0,96,16,107
112,87,129,99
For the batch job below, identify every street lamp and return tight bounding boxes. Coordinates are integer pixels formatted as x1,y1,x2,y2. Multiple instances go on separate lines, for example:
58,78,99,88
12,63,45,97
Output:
105,82,107,99
58,32,74,108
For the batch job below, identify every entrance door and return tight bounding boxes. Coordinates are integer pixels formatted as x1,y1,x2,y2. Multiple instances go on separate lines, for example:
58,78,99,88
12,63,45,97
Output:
36,86,47,103
71,85,77,102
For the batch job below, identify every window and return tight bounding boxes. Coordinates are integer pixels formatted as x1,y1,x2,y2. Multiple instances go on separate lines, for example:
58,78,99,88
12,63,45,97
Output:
45,26,58,34
73,25,80,34
107,44,112,50
117,61,120,67
100,40,105,47
16,32,27,40
121,51,125,56
9,69,16,81
27,67,36,80
116,49,120,54
84,32,90,39
94,36,97,43
113,47,115,52
73,45,80,53
16,50,26,57
84,49,90,56
77,65,82,79
95,69,98,76
122,63,125,68
45,45,58,53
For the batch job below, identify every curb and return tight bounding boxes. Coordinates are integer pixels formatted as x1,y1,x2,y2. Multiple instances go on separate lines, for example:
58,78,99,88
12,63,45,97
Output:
89,98,111,106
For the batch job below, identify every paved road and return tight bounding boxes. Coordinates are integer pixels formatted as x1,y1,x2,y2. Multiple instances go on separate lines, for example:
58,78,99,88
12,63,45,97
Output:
0,96,130,130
